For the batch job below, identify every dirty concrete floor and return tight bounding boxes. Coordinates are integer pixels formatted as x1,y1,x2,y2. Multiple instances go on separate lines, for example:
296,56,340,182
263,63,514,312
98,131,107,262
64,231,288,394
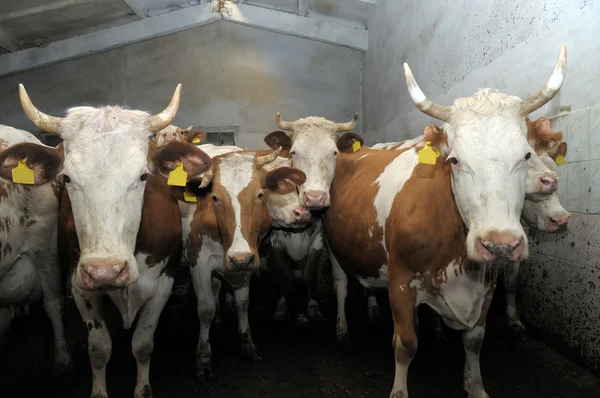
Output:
1,273,600,398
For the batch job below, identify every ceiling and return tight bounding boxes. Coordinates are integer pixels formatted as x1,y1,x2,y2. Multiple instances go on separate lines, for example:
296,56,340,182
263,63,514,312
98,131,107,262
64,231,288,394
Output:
0,0,376,53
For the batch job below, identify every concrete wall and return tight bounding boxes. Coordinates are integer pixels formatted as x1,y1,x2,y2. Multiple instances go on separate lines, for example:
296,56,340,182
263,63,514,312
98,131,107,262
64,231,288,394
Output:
0,21,363,149
363,0,600,144
362,0,600,374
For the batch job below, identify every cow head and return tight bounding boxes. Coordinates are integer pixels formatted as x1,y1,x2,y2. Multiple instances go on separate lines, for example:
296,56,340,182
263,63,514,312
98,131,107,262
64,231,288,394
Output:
405,45,567,263
264,114,364,209
17,83,210,290
151,124,194,146
260,155,310,228
199,148,306,270
521,119,570,232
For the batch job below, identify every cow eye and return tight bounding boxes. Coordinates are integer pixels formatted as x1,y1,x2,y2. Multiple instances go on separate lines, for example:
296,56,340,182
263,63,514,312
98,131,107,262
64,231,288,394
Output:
450,157,458,165
333,151,338,156
290,151,296,156
257,192,264,199
140,173,148,181
525,152,531,160
63,175,71,183
212,194,218,202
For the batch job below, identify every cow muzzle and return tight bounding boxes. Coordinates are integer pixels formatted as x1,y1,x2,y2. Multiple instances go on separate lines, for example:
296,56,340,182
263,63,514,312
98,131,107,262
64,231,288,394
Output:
303,190,328,209
79,259,130,290
475,231,525,263
293,206,312,223
548,214,571,232
226,252,257,271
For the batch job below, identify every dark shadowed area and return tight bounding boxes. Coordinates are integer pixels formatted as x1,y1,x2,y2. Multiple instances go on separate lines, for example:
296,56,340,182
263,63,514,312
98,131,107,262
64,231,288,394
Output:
1,267,599,398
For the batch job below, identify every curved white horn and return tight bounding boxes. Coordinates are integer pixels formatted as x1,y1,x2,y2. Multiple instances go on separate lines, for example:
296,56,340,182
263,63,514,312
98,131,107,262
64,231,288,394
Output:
148,84,182,133
403,63,451,122
275,113,294,131
521,44,567,116
19,84,64,135
336,113,358,132
199,167,214,189
256,147,282,168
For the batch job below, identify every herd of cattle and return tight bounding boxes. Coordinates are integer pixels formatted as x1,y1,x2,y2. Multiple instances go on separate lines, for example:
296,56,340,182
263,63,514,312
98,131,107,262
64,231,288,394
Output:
0,44,571,398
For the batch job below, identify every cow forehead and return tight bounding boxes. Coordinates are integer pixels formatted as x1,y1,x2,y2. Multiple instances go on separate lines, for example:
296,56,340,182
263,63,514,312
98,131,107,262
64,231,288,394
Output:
292,117,338,134
216,152,256,194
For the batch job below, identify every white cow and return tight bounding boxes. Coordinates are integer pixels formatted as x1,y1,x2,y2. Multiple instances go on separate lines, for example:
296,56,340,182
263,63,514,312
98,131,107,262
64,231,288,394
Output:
0,125,73,386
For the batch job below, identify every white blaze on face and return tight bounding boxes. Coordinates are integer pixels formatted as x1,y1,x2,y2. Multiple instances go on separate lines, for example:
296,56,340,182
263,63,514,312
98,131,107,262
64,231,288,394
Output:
217,153,255,258
60,107,152,285
289,118,339,208
445,92,529,262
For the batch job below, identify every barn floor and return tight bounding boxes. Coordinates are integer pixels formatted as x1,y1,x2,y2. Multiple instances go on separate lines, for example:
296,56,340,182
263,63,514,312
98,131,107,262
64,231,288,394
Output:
1,272,600,398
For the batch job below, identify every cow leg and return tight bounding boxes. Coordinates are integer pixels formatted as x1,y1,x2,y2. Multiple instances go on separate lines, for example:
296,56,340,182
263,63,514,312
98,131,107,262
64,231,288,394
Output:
190,264,216,382
330,250,349,348
273,296,288,321
234,274,261,362
462,286,494,398
388,270,417,398
504,261,529,341
132,273,174,398
211,277,223,329
268,246,300,325
367,293,382,323
305,246,324,324
72,288,111,398
0,307,10,349
36,258,74,388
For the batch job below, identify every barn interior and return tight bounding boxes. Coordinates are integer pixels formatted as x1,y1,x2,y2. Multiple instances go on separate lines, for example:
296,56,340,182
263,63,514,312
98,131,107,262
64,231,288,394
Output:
0,1,599,397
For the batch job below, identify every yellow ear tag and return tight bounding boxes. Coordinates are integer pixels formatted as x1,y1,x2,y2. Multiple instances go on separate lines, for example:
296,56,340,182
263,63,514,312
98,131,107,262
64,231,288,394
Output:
352,140,361,152
183,189,197,202
417,142,440,165
555,155,566,165
192,138,201,144
167,162,188,186
12,159,35,185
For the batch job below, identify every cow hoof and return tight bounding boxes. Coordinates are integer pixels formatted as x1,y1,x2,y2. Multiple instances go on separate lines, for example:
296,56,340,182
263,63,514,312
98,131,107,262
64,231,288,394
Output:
466,391,490,398
196,361,214,382
241,344,262,362
134,384,152,398
90,393,108,398
53,361,76,389
509,325,531,342
389,391,407,398
336,332,351,350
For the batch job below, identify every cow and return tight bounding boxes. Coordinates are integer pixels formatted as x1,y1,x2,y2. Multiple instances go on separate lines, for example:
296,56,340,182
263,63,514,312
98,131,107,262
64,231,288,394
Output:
324,45,567,397
0,125,73,387
179,146,308,381
9,83,213,398
368,117,570,340
151,124,201,146
262,120,364,329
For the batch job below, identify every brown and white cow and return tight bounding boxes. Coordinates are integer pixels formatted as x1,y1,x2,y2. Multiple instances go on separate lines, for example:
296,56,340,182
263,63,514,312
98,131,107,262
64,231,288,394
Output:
179,147,307,381
11,83,212,398
262,123,363,327
151,124,205,146
0,125,73,387
325,46,567,397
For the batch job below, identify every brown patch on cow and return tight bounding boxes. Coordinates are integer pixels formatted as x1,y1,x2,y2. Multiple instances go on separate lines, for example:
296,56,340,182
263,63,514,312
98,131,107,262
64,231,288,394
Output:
264,131,292,151
263,166,306,194
152,141,211,182
527,117,563,152
547,141,568,160
336,132,364,153
420,124,448,152
0,143,62,184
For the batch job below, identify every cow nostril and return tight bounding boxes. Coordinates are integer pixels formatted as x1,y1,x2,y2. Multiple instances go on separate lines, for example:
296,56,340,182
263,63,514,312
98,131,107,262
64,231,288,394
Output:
541,178,552,186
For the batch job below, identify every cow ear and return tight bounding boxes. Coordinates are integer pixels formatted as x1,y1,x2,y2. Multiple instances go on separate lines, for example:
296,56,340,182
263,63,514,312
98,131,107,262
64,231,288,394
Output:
337,132,364,153
264,166,306,194
265,131,292,151
548,141,568,160
0,143,62,185
152,141,211,182
185,131,207,144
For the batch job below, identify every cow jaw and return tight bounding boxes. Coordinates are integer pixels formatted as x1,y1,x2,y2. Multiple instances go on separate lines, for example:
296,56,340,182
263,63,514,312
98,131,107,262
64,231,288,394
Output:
522,193,571,232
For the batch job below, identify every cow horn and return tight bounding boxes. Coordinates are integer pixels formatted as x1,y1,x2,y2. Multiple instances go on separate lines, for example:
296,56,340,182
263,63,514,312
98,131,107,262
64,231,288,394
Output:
18,84,64,135
275,113,294,131
199,167,214,189
403,64,452,122
147,84,182,133
336,113,358,132
256,147,282,168
520,45,567,116
182,125,194,132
